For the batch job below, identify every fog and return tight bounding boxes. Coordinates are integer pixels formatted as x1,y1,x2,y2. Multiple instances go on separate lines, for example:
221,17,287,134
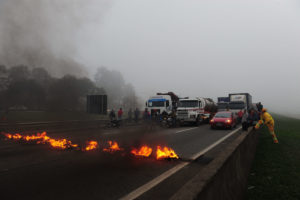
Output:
1,0,300,117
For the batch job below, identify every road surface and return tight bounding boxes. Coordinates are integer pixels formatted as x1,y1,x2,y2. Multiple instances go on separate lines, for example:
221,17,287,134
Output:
0,123,241,200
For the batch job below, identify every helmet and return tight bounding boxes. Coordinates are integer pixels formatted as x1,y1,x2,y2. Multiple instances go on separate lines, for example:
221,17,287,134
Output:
262,108,267,112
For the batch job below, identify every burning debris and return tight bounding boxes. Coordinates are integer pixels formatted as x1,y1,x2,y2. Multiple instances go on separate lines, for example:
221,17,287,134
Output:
156,146,179,160
85,141,99,151
103,141,123,153
1,132,180,160
131,146,153,158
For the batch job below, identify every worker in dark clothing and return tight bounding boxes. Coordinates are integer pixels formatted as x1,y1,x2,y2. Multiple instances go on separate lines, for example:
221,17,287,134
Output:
256,102,263,112
143,108,150,121
134,108,140,122
109,109,116,121
241,109,248,131
128,108,132,122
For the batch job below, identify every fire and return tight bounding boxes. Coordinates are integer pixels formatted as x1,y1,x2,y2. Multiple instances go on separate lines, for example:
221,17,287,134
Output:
156,146,179,160
131,146,153,157
3,133,22,140
85,141,98,151
103,141,123,152
2,132,180,160
23,132,47,141
2,131,78,149
47,138,78,149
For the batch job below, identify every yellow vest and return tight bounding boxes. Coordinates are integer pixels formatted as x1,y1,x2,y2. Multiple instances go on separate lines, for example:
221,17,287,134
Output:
260,112,274,124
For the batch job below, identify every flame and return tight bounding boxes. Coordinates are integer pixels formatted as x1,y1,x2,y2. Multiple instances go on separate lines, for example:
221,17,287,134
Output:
3,133,22,140
85,141,98,151
23,132,47,141
131,146,153,157
103,141,123,152
156,146,179,160
2,132,180,160
2,132,78,149
47,138,78,149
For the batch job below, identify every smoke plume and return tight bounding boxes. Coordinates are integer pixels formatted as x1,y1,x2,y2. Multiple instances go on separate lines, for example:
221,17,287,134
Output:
0,0,110,77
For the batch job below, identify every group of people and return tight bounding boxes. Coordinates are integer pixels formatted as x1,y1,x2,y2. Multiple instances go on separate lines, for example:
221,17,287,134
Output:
109,108,140,123
237,102,278,144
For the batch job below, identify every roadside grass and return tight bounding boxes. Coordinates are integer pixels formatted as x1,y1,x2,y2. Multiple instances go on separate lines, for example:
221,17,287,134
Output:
0,111,107,122
247,114,300,200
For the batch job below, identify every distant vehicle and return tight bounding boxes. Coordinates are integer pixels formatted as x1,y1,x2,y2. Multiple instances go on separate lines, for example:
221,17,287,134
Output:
146,92,179,116
228,93,252,114
177,97,217,125
217,96,229,111
217,102,229,111
217,97,230,103
210,111,237,129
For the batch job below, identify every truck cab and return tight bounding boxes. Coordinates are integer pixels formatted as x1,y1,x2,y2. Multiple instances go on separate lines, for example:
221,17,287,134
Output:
177,97,216,125
146,95,173,116
177,98,203,125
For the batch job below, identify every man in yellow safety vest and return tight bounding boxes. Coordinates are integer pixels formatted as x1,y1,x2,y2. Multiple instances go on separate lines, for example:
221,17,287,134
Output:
255,108,278,143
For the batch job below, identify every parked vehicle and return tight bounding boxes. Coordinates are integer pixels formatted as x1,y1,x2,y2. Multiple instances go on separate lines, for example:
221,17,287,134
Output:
210,111,237,129
217,102,229,111
217,96,230,111
146,92,179,116
177,97,217,125
217,97,230,103
228,93,252,114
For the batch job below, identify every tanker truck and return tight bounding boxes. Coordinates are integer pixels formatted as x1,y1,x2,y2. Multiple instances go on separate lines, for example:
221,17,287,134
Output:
177,97,217,125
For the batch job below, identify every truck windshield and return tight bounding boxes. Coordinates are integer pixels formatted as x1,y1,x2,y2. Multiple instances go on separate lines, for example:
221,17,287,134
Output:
179,100,198,107
218,103,228,109
148,101,165,107
229,102,245,109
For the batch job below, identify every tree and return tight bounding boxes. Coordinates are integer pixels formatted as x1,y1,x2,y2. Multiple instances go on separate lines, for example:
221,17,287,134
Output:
8,65,31,82
5,80,46,110
47,75,100,111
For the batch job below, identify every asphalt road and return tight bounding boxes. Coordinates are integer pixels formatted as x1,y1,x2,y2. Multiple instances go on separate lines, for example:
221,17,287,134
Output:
0,123,241,200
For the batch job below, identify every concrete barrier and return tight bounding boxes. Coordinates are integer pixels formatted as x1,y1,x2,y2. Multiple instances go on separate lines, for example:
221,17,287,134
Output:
171,128,259,200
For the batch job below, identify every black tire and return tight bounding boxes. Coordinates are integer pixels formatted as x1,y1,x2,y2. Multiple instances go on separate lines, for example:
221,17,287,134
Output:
210,125,214,129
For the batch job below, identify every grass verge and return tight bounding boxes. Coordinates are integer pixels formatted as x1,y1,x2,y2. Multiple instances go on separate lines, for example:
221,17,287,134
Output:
247,114,300,200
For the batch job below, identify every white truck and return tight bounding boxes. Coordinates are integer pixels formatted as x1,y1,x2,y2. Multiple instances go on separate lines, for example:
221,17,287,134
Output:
228,93,252,114
146,92,179,116
177,97,217,125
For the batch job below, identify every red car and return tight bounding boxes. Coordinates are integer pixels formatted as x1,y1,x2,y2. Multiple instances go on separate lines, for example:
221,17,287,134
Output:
210,111,237,129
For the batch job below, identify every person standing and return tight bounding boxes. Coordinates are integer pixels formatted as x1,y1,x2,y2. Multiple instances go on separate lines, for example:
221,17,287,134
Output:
256,102,263,112
237,110,243,124
109,109,116,121
128,108,132,122
255,108,278,143
134,108,140,122
118,108,123,121
241,109,248,131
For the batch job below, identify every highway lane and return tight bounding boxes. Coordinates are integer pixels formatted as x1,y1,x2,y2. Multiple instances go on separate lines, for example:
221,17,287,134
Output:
0,124,241,200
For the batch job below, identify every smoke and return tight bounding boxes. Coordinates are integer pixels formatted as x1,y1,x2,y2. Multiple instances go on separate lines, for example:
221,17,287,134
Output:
0,0,111,77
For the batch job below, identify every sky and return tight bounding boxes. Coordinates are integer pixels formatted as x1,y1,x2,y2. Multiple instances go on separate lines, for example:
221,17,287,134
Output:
1,0,300,116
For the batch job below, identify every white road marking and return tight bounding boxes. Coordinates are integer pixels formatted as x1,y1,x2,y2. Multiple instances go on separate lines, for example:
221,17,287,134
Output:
175,127,198,134
120,126,242,200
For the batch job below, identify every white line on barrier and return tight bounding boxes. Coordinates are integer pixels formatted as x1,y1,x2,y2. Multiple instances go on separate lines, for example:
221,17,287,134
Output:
119,126,242,200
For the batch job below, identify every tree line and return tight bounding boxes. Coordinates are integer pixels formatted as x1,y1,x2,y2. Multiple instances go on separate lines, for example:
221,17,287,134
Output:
0,65,139,112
